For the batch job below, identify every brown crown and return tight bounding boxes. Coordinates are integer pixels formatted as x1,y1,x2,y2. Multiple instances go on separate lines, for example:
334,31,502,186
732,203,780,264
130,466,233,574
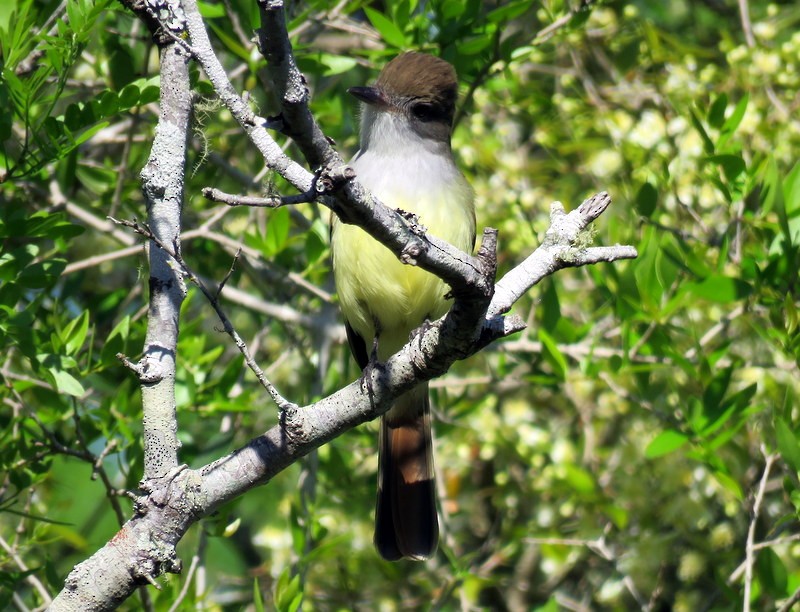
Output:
375,52,458,110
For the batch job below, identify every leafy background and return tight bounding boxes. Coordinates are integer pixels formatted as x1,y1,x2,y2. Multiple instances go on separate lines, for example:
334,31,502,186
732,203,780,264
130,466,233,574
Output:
1,0,799,609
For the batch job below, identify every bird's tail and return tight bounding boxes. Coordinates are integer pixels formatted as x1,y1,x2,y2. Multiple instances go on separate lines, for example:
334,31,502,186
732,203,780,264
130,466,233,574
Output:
374,383,439,561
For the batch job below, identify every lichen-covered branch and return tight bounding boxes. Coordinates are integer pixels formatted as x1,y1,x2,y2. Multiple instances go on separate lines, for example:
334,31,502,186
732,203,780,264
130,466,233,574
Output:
135,42,192,482
49,4,194,610
49,1,638,609
489,193,637,317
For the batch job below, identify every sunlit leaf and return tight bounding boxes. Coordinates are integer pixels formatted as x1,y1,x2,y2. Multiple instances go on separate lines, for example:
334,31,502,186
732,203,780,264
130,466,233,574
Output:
645,430,688,458
364,8,407,48
775,418,800,474
685,275,752,303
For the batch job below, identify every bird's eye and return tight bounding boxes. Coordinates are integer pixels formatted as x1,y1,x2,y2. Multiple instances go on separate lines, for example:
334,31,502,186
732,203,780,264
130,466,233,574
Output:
411,102,439,122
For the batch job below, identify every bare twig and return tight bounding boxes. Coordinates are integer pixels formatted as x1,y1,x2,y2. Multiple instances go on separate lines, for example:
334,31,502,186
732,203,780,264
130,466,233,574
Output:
48,2,639,609
166,531,205,612
753,532,800,551
737,0,755,47
743,449,778,612
489,193,637,317
182,0,314,193
215,249,240,298
777,586,800,612
527,531,648,609
0,533,53,605
110,217,296,411
62,244,144,275
534,0,595,44
201,186,318,208
64,200,137,246
685,304,746,360
736,0,789,120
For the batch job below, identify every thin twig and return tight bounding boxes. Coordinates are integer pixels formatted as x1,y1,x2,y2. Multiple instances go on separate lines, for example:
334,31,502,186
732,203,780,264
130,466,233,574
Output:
753,532,800,551
201,186,317,207
737,0,755,47
167,531,206,612
743,449,778,612
109,217,296,411
727,504,800,585
62,244,144,275
215,248,240,299
71,406,127,526
777,585,800,612
685,304,746,360
737,0,789,119
0,533,53,605
534,0,595,44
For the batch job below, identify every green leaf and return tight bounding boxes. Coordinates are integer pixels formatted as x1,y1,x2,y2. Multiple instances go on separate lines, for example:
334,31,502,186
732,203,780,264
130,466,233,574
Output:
274,569,302,612
118,83,140,109
105,35,137,90
198,0,227,18
289,502,305,555
562,465,596,495
645,430,688,458
73,121,109,147
635,181,658,218
538,328,566,381
208,21,250,62
706,154,746,184
689,108,715,155
685,274,751,303
457,35,495,56
318,54,358,77
62,310,90,355
138,85,160,106
64,103,83,131
109,315,131,341
712,470,743,500
487,1,531,23
702,366,732,416
756,547,788,597
775,418,800,474
661,235,712,278
633,226,663,309
707,93,727,129
18,259,67,289
264,206,290,256
253,578,265,612
364,8,407,48
540,279,561,332
102,315,131,362
48,369,85,397
783,160,800,217
98,90,119,116
718,93,749,150
304,225,326,263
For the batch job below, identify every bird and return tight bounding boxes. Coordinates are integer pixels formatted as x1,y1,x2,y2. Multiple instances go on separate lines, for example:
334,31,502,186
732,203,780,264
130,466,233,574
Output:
330,51,476,561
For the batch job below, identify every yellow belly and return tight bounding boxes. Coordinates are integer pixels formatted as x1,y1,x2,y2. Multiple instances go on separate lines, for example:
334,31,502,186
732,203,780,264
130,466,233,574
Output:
332,179,474,360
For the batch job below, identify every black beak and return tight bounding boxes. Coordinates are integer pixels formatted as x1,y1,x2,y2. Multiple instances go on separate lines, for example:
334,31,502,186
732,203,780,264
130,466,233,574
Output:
347,86,389,106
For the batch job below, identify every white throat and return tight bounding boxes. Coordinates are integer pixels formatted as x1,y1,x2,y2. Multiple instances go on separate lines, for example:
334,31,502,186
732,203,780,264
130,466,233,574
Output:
352,108,463,213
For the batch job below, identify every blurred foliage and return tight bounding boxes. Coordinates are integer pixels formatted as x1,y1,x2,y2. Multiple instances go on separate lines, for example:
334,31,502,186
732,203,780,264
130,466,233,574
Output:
2,0,800,610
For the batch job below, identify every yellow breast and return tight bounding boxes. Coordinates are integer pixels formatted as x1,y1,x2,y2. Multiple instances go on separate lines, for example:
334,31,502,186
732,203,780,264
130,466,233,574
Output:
331,158,474,359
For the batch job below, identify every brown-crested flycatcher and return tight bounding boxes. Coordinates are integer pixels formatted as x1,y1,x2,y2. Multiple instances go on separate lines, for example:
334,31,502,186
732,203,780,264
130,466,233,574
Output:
331,52,476,561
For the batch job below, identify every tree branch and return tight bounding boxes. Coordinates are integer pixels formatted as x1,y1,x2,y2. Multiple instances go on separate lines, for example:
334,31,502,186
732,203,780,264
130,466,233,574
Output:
49,1,639,609
49,5,193,610
489,193,636,317
135,42,193,482
181,0,314,193
110,217,296,410
743,449,778,612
